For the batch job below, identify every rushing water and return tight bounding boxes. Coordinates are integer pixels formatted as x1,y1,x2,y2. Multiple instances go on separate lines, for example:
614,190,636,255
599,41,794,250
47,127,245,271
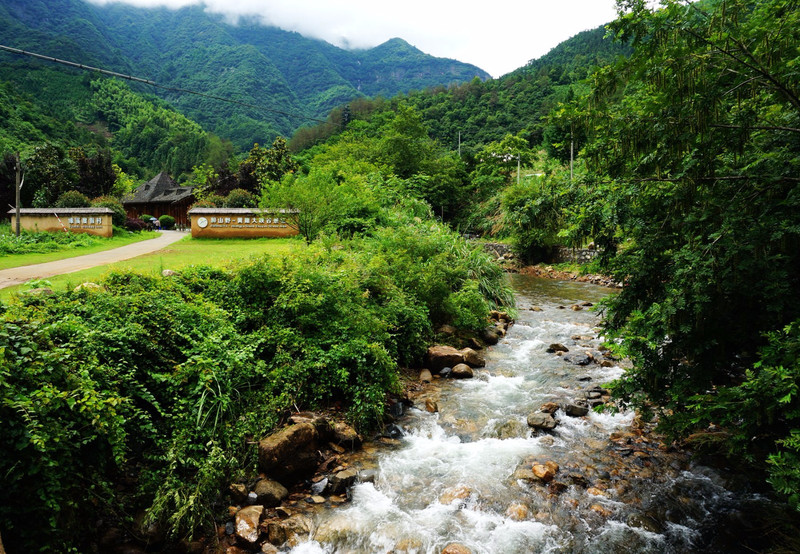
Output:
290,275,774,553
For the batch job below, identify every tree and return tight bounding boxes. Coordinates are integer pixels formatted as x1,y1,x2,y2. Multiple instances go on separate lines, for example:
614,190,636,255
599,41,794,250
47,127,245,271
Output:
380,104,434,179
241,137,298,195
576,0,800,503
261,169,344,243
24,144,77,207
68,147,116,199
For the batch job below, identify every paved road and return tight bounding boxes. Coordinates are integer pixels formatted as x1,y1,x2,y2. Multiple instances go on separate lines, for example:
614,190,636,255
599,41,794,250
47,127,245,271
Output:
0,231,188,289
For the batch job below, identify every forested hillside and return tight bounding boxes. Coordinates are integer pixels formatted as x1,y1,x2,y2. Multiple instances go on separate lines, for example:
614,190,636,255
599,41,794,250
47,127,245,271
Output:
0,0,489,151
291,25,631,155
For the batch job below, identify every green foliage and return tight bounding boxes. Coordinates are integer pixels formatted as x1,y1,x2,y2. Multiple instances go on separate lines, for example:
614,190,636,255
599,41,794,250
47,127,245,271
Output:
223,188,256,208
0,227,102,255
500,173,570,262
566,0,800,506
91,195,127,227
158,214,175,230
0,199,513,550
54,190,90,208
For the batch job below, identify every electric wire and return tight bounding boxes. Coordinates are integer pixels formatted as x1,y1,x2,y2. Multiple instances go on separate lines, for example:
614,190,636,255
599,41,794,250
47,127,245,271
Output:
0,43,329,124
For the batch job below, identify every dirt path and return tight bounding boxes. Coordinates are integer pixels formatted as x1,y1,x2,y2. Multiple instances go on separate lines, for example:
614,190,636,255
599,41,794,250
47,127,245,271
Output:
0,231,188,289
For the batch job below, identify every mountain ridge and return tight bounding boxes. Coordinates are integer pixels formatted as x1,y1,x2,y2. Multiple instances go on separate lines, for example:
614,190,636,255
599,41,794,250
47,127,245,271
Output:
0,0,490,150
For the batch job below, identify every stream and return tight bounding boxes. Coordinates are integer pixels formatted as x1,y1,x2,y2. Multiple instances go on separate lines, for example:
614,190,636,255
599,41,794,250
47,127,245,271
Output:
288,275,774,553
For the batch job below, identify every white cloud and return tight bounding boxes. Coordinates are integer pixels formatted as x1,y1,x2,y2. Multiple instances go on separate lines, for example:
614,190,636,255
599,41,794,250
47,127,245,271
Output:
87,0,620,77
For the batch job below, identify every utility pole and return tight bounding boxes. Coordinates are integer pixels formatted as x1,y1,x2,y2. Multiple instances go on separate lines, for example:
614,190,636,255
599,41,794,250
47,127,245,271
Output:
15,152,21,237
570,123,574,182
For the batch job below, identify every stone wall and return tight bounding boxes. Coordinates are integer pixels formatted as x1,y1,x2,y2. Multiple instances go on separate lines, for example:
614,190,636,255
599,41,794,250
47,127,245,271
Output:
188,208,299,239
7,208,114,237
551,247,600,264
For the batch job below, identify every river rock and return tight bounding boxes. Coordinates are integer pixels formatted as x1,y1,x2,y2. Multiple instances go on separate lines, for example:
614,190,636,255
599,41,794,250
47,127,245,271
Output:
438,324,457,336
333,421,361,449
527,412,557,430
482,327,500,345
460,347,486,368
426,345,465,372
539,402,559,414
261,544,279,554
547,343,569,353
254,478,288,507
440,484,471,504
425,399,439,413
419,369,433,383
328,468,358,495
563,352,592,365
235,505,263,544
505,503,529,521
258,422,322,482
532,461,559,482
310,477,328,495
493,419,528,439
451,363,474,379
564,403,590,417
229,483,248,504
468,337,483,350
267,522,288,546
442,544,472,554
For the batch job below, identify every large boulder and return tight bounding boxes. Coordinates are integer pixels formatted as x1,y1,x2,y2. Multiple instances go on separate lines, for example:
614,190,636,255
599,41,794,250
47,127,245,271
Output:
258,423,322,482
425,345,464,372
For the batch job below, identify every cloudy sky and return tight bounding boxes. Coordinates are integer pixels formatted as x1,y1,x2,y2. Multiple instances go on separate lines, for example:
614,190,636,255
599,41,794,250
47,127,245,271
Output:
89,0,621,77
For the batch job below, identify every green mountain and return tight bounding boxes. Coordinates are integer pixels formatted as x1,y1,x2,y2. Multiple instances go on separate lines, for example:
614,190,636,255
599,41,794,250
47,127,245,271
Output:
0,0,490,151
292,25,631,154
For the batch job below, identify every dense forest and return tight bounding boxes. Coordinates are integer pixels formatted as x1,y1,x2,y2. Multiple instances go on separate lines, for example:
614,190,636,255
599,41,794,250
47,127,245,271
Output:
2,0,800,551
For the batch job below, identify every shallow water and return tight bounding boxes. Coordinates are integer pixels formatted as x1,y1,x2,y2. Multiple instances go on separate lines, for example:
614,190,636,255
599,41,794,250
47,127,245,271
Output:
290,275,773,553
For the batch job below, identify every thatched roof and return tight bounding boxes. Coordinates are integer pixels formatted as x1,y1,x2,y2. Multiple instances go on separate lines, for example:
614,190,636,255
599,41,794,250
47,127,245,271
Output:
123,172,194,205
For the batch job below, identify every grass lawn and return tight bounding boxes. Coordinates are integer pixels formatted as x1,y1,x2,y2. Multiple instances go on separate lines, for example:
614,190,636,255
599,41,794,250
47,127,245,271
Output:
0,236,304,301
0,231,160,270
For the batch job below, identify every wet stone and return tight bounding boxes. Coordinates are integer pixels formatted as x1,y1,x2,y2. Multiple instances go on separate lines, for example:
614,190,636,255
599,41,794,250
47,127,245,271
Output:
547,343,569,353
527,412,557,430
563,352,592,366
564,403,590,417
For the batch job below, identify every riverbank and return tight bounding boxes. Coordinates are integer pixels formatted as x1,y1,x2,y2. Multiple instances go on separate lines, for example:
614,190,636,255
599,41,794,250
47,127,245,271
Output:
518,264,622,289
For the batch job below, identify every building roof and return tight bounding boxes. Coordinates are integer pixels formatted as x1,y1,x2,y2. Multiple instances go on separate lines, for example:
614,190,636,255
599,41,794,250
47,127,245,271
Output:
123,172,194,205
7,208,113,215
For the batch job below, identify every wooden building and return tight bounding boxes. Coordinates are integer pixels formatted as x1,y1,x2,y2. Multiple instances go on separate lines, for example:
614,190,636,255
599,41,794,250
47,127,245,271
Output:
123,172,194,227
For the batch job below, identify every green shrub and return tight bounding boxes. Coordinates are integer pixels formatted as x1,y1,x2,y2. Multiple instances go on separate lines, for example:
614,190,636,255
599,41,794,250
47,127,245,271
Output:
223,188,256,208
54,190,91,208
159,214,176,230
91,196,127,227
139,214,154,224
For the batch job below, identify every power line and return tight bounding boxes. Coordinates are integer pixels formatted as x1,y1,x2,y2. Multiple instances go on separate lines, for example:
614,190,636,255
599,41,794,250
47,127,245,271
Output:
0,43,329,125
